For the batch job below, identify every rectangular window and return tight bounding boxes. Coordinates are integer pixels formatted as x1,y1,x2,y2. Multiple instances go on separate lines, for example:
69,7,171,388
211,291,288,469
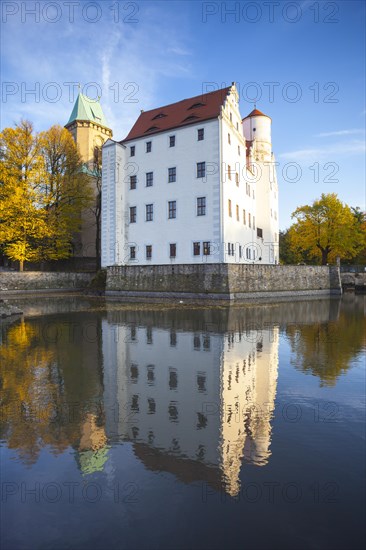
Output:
193,242,201,256
253,216,256,229
228,133,231,144
146,245,152,260
239,245,242,258
169,135,175,147
169,369,178,390
257,228,263,238
197,162,205,178
130,246,136,260
197,128,204,141
230,112,232,122
130,175,137,190
203,241,210,256
248,213,251,228
197,196,206,216
129,206,136,223
197,374,206,393
130,146,135,157
246,248,251,260
170,243,176,258
227,242,231,256
243,209,246,224
146,204,153,221
170,330,177,346
236,204,239,221
146,141,152,153
168,200,176,219
228,165,231,180
238,145,240,155
235,172,239,186
228,199,232,217
146,172,153,187
168,167,176,183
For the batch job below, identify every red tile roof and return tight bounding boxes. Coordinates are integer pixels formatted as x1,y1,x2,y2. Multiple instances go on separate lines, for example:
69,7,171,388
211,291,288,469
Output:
122,86,232,142
242,108,270,120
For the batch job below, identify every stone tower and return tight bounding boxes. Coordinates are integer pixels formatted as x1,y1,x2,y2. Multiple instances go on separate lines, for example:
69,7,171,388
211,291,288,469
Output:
65,93,112,265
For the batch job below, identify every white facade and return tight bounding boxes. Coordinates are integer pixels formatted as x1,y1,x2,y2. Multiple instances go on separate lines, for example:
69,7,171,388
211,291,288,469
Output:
101,84,279,267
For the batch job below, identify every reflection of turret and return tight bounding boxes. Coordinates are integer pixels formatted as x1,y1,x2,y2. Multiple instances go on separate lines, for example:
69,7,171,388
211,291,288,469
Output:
219,328,279,496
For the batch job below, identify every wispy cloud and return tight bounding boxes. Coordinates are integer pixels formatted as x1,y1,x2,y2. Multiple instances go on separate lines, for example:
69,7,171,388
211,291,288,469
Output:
1,4,194,138
315,129,365,138
279,139,366,161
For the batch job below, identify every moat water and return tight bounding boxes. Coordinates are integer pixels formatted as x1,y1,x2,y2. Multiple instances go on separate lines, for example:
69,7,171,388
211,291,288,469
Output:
1,294,365,550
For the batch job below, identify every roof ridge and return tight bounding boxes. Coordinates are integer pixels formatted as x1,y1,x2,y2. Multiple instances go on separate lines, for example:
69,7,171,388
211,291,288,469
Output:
140,86,232,116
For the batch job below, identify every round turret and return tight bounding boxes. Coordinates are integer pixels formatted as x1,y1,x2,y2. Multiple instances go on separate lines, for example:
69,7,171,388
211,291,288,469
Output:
242,108,271,144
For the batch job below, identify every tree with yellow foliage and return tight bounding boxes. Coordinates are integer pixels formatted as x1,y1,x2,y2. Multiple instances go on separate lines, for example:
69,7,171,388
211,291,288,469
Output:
0,121,51,270
0,121,92,270
39,124,93,259
289,193,365,265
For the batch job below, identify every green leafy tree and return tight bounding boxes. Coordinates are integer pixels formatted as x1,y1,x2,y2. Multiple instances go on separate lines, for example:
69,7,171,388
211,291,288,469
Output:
289,193,365,265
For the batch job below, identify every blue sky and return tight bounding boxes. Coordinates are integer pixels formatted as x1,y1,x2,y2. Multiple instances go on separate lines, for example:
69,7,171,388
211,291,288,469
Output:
1,0,365,228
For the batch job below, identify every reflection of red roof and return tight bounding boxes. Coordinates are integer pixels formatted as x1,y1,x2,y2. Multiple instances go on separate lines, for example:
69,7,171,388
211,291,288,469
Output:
133,442,223,491
243,108,270,120
123,87,232,142
246,140,253,156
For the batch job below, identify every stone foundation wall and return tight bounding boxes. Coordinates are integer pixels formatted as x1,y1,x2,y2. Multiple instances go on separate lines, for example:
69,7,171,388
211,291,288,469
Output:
106,264,342,299
0,272,94,294
341,271,366,292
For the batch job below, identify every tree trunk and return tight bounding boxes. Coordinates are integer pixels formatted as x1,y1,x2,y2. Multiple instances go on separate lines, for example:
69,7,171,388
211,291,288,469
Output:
321,249,328,265
19,260,24,272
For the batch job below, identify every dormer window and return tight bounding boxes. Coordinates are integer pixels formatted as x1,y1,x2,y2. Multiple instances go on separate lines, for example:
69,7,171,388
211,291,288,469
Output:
183,115,199,122
145,126,159,133
189,102,205,110
152,113,167,120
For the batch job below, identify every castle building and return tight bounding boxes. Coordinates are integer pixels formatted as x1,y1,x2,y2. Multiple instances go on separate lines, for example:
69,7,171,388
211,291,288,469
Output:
101,83,279,268
65,92,112,264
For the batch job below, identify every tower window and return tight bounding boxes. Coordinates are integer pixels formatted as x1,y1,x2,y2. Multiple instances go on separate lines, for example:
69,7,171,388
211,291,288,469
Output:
203,241,211,256
129,206,136,223
196,162,205,178
193,242,200,256
130,175,137,190
168,167,176,183
146,172,153,187
146,204,153,221
168,201,176,219
197,197,206,216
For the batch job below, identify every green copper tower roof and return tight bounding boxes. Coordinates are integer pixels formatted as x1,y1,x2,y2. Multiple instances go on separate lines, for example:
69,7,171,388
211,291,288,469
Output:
66,92,109,128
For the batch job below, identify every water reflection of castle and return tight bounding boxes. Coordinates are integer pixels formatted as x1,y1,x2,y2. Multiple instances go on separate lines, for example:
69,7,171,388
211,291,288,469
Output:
102,319,279,496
